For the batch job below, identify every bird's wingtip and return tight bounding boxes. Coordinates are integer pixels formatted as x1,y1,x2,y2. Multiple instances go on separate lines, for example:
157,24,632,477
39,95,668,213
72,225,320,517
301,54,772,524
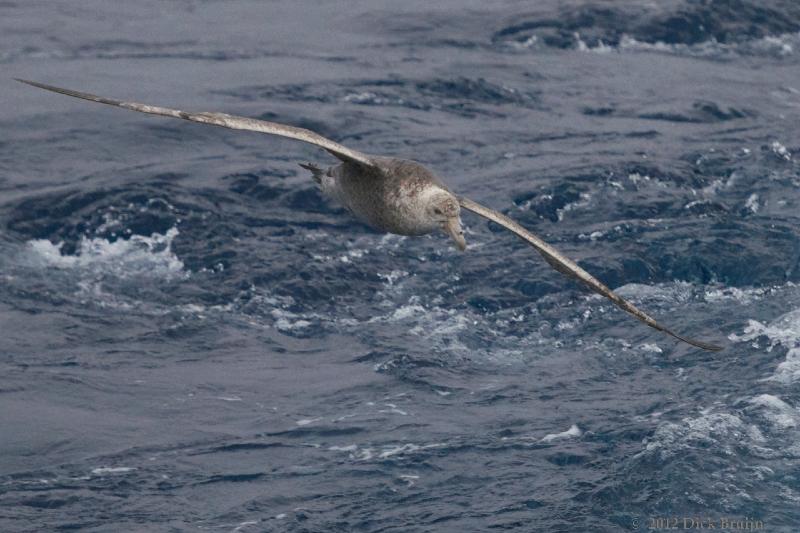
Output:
14,78,50,90
691,340,724,352
668,330,724,352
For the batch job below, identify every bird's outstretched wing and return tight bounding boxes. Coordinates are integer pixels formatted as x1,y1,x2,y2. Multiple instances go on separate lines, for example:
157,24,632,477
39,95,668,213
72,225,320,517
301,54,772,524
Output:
15,79,376,168
458,196,722,352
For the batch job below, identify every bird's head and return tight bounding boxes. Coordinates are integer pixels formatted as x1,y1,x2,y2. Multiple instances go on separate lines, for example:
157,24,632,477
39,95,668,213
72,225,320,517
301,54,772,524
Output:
428,191,466,251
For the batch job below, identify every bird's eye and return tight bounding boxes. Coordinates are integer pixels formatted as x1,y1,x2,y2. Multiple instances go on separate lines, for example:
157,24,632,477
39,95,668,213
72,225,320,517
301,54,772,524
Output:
433,207,442,215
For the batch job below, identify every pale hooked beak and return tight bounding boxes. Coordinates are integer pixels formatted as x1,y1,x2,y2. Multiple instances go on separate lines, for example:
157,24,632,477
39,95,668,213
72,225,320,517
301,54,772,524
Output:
444,217,466,251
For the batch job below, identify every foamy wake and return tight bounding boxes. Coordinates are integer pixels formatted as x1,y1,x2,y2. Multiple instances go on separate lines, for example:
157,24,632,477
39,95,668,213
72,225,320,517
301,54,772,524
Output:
641,396,800,467
730,307,800,384
328,441,447,462
574,31,800,59
645,291,800,463
25,227,185,280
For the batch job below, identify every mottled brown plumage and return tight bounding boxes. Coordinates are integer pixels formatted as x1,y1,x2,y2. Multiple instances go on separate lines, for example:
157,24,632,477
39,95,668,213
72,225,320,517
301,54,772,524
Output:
319,158,454,235
17,78,723,352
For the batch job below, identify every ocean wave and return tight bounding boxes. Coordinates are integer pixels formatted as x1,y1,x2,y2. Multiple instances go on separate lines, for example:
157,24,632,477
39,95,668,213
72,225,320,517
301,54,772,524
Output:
327,441,448,462
218,76,541,118
24,226,185,280
570,31,800,60
748,394,799,431
730,306,800,384
494,1,800,59
640,409,765,461
540,424,582,442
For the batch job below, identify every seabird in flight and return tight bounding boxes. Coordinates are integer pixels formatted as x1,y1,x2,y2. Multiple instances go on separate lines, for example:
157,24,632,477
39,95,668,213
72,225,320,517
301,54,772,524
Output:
16,78,722,351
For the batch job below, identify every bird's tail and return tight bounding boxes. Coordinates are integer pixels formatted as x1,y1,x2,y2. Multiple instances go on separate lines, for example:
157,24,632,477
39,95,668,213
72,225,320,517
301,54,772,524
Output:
299,162,325,184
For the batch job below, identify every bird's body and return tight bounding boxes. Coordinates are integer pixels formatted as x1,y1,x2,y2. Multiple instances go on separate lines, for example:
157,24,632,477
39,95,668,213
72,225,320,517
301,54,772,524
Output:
17,78,721,351
310,157,455,237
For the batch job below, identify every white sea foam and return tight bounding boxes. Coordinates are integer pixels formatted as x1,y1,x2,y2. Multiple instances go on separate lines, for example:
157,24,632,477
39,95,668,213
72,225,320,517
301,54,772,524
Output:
377,270,409,287
639,343,663,354
575,31,800,59
388,304,427,321
91,466,135,475
730,307,800,384
556,192,592,222
339,248,368,263
342,91,400,106
704,285,777,304
574,33,613,53
642,393,800,469
378,442,445,459
378,403,408,416
271,309,313,331
627,172,651,185
771,141,792,161
25,227,185,279
745,193,760,213
215,396,243,402
368,299,473,353
641,411,765,460
771,350,800,385
295,418,322,426
748,394,799,430
399,474,420,486
328,442,445,462
541,424,582,442
379,443,423,458
614,281,695,303
232,521,259,532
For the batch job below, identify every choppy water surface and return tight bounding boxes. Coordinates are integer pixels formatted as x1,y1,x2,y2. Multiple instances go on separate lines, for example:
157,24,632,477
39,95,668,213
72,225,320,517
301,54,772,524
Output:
2,1,800,531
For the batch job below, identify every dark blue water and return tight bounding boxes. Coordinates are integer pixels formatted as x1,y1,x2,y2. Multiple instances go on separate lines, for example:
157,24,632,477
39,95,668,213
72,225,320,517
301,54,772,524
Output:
2,1,800,531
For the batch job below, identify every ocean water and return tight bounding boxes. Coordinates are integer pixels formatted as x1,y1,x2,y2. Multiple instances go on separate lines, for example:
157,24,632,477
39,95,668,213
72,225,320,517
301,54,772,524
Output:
2,1,800,531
